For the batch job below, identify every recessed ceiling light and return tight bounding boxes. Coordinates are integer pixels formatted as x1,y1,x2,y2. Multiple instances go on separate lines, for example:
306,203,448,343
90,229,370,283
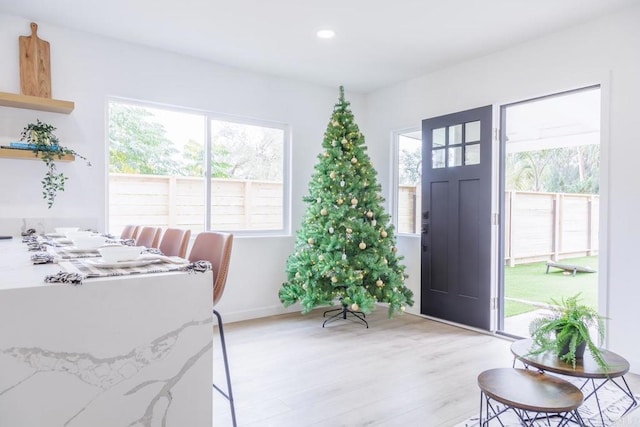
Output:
316,29,336,39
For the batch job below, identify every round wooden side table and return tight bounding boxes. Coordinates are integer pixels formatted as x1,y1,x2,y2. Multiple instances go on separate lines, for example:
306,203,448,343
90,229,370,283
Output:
511,338,637,425
477,368,584,426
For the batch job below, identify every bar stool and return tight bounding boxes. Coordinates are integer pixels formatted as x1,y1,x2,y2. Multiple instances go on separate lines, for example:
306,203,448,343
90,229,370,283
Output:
158,227,191,257
189,231,236,427
135,226,161,249
120,224,139,240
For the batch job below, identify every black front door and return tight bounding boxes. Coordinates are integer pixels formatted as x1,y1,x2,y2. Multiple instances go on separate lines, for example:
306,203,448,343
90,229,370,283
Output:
421,106,493,330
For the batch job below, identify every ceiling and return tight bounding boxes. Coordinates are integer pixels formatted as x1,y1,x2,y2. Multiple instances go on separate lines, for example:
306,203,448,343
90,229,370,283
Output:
0,0,637,93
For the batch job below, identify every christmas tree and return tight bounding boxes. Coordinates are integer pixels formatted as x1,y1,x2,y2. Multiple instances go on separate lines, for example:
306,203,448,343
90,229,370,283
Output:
279,87,414,320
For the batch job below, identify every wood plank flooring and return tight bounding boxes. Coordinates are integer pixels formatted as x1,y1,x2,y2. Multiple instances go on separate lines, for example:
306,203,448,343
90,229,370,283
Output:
212,308,640,427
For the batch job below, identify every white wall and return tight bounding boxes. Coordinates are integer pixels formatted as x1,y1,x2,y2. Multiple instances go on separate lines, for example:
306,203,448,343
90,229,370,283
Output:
365,5,640,372
0,13,366,322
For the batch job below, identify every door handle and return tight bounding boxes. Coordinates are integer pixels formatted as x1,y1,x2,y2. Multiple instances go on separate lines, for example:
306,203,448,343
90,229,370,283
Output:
422,224,429,234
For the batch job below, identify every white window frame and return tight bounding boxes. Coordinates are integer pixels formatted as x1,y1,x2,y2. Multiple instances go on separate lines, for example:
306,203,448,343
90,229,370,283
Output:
106,97,291,237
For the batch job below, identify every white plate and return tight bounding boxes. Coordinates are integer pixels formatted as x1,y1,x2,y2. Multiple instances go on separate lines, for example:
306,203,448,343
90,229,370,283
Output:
87,259,161,269
65,247,100,253
54,238,74,245
45,233,66,238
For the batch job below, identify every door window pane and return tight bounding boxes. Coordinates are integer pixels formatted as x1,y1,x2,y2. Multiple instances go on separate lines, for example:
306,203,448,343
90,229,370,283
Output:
432,148,446,169
465,144,480,165
448,147,462,167
465,121,481,142
449,124,463,144
433,127,446,147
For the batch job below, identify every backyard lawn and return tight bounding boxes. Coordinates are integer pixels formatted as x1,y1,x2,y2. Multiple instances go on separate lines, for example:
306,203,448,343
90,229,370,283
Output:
504,256,598,317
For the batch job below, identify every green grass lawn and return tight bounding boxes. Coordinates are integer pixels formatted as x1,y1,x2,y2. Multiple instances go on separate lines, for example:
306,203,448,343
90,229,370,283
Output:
504,256,598,317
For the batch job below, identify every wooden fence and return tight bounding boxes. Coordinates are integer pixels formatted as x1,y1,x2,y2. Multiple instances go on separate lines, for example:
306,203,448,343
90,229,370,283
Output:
110,175,598,266
109,173,282,234
504,191,598,266
397,186,598,266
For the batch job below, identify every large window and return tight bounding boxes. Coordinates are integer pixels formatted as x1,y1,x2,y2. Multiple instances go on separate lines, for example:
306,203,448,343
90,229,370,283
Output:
393,129,422,234
108,100,289,236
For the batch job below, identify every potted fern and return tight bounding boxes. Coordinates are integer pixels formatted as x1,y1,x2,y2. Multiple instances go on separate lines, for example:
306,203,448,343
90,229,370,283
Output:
19,119,90,208
528,293,608,371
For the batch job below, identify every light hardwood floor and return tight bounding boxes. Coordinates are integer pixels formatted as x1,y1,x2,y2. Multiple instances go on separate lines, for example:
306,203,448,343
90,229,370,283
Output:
213,309,640,427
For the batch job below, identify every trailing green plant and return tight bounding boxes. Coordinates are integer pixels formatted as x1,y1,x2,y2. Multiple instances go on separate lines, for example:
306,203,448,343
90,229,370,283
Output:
20,119,90,209
528,293,608,371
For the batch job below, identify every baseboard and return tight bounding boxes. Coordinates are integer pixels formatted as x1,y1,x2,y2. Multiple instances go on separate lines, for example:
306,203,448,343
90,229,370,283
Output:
222,305,299,324
223,302,421,325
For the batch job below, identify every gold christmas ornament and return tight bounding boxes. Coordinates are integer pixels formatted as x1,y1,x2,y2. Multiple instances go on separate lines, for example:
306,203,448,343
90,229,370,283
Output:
351,197,358,206
331,276,338,283
302,283,308,290
376,279,384,287
295,272,301,278
366,211,373,218
341,138,348,145
381,230,388,238
346,228,353,234
337,198,343,205
359,242,367,250
351,157,358,164
321,208,328,216
401,306,406,312
351,303,360,311
392,246,398,252
318,255,324,261
330,171,336,179
308,237,315,245
332,120,339,126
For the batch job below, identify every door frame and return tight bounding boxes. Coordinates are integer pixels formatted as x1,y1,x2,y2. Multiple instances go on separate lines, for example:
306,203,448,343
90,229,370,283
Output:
495,84,609,338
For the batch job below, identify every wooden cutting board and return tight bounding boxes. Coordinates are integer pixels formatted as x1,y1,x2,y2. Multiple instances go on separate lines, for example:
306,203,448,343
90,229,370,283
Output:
19,22,51,98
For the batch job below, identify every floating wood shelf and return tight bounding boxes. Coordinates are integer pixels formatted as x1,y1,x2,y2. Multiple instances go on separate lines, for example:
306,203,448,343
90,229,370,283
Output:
0,147,75,161
0,91,74,114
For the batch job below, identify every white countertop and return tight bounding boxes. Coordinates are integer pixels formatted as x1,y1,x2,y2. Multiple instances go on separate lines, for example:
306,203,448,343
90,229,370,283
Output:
0,235,213,426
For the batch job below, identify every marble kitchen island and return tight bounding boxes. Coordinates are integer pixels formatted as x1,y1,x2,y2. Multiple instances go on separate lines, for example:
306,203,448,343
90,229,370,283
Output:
0,238,213,427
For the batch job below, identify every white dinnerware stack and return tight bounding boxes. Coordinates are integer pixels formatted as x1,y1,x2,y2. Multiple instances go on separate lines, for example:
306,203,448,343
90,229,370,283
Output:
72,235,108,250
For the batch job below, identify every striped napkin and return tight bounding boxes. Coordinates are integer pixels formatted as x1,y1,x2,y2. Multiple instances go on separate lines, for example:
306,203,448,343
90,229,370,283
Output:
62,258,186,278
52,248,102,259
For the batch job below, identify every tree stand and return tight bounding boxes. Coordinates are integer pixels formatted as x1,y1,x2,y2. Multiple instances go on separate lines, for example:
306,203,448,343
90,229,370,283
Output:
322,302,368,328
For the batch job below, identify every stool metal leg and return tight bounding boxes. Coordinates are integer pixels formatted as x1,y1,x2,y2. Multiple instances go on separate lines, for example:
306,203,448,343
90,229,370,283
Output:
214,309,237,427
479,391,484,427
